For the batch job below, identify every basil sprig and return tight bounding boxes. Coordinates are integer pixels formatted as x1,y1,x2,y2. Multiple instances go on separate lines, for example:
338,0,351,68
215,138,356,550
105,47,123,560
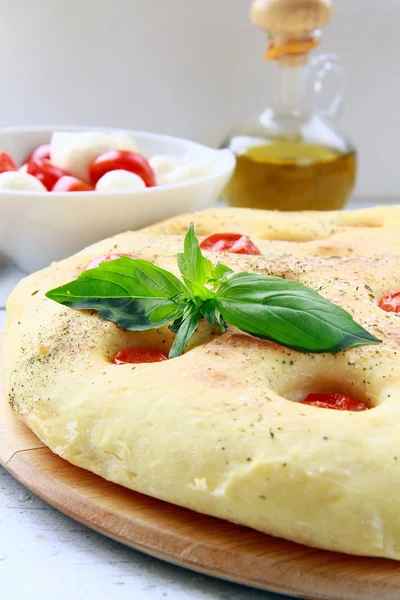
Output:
46,224,381,358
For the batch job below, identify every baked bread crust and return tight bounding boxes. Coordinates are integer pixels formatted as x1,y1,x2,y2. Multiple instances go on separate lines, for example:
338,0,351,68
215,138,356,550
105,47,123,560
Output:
4,205,400,559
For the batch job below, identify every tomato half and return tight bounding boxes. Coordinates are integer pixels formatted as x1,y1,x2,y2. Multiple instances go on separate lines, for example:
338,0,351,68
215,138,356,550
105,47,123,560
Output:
112,348,168,364
85,253,136,270
301,393,369,411
27,158,69,191
52,176,94,192
199,233,261,255
379,291,400,313
25,143,51,162
89,150,156,187
0,151,17,174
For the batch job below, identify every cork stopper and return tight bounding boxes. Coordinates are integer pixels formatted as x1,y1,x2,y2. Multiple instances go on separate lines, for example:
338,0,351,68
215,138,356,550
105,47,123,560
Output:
251,0,332,65
251,0,332,34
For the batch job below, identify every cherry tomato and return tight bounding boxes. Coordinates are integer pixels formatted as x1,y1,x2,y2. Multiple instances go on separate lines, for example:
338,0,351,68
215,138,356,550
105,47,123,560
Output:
89,150,156,187
25,143,51,163
301,393,369,411
199,233,261,255
27,158,69,191
52,176,94,192
379,291,400,313
0,151,17,174
112,348,168,364
85,253,136,271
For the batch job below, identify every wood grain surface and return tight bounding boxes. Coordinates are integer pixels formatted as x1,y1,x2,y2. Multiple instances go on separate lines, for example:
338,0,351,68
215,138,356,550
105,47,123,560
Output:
1,354,400,600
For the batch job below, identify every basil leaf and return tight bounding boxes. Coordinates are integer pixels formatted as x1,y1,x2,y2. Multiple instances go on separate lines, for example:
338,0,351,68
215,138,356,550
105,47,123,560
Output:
129,258,188,298
169,306,203,358
45,226,381,359
212,262,233,282
201,299,217,326
46,257,187,331
177,223,233,296
184,280,215,304
215,310,228,332
216,273,381,353
169,316,183,334
201,300,227,332
177,222,216,285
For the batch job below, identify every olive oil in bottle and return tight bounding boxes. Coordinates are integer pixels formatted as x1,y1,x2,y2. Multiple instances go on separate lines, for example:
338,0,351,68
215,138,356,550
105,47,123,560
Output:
224,138,356,211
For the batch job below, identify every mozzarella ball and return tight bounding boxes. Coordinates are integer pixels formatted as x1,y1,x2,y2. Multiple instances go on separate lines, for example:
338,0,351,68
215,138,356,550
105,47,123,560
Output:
149,155,184,184
109,132,139,152
50,131,139,183
95,170,146,192
163,164,213,184
0,171,47,191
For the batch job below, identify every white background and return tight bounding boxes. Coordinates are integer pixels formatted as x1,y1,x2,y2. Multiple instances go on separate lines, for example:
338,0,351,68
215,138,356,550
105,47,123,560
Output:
0,0,399,199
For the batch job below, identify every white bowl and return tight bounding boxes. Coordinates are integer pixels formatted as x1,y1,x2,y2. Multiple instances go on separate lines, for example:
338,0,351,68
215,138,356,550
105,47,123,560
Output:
0,126,235,273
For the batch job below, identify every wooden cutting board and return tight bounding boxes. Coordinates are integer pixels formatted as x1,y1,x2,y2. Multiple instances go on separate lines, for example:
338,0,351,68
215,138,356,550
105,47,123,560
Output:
1,368,400,600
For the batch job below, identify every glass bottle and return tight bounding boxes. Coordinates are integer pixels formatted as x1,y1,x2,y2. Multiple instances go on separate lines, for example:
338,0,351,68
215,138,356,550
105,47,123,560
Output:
223,0,356,211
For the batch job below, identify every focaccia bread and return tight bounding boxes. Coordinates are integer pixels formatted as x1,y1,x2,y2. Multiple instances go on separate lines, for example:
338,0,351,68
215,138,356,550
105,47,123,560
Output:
4,205,400,559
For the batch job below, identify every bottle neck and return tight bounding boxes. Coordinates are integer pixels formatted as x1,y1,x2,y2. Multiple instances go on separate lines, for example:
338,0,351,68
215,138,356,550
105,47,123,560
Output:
270,61,309,117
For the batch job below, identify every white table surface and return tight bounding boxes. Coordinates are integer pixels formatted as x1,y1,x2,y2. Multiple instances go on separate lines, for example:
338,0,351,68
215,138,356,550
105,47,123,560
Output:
1,198,397,600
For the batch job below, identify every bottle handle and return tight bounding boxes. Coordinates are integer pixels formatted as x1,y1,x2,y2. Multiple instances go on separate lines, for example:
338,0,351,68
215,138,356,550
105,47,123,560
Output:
308,53,344,120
